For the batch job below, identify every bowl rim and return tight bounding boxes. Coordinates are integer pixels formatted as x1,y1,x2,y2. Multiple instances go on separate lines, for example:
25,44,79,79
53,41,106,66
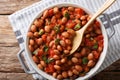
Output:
25,2,108,80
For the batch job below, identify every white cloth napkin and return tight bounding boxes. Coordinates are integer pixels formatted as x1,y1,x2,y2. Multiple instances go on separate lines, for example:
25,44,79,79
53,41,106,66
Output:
9,0,120,79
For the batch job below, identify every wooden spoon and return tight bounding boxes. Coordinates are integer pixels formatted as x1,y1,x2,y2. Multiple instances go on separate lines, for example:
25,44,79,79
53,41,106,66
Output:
70,0,116,54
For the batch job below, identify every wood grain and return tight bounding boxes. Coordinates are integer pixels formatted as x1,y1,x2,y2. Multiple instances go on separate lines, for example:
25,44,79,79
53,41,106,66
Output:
0,73,34,80
0,0,39,15
0,46,23,73
91,72,120,80
0,15,23,73
0,14,33,80
0,15,18,47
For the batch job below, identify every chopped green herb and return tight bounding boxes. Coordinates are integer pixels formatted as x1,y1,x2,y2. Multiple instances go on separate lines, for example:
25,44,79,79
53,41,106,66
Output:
54,25,60,33
47,58,54,63
38,29,44,35
74,23,81,30
43,45,49,52
93,43,98,49
42,55,47,62
82,57,88,64
33,48,39,55
55,38,60,45
65,27,69,30
42,55,54,64
64,12,70,19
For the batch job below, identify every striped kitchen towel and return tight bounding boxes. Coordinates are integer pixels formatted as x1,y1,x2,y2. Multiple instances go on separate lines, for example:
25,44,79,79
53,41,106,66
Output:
9,0,120,80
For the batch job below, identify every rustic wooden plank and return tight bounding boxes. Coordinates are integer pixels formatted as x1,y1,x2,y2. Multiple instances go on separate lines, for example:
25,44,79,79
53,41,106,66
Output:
0,15,22,73
0,73,34,80
0,46,24,73
0,15,18,47
0,0,39,14
91,72,120,80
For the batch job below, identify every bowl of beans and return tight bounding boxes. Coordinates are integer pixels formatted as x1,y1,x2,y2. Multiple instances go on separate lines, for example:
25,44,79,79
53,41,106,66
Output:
25,3,108,80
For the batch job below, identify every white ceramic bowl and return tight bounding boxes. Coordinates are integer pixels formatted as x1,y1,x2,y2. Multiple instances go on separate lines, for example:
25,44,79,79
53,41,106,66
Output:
25,3,108,80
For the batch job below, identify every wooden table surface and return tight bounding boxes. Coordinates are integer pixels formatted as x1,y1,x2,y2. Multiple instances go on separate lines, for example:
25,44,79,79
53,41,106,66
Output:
0,0,120,80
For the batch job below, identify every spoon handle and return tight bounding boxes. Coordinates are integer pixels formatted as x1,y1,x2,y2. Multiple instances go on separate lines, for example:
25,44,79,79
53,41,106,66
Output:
82,0,116,30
